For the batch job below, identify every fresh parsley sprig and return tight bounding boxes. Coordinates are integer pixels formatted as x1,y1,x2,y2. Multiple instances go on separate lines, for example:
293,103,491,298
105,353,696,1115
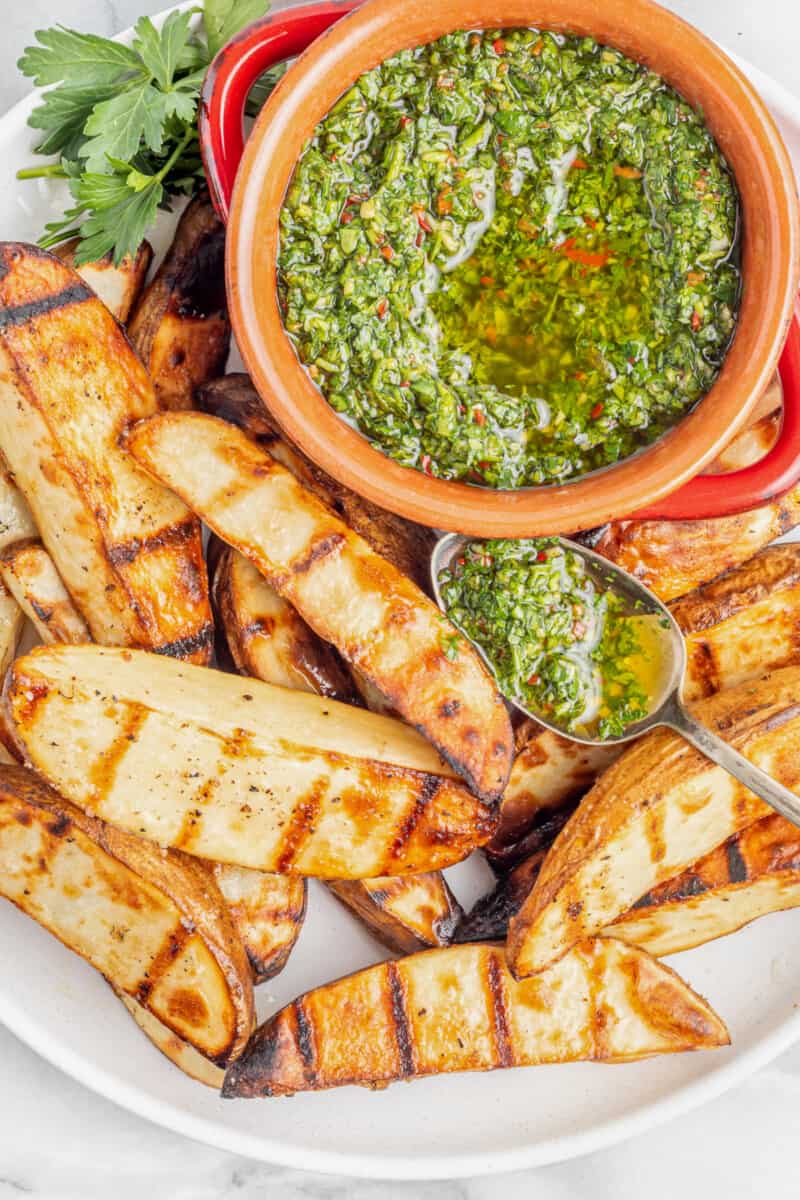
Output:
17,0,271,265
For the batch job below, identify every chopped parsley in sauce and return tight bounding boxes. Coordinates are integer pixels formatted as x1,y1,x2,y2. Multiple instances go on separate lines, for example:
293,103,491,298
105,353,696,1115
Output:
279,28,740,487
439,538,654,738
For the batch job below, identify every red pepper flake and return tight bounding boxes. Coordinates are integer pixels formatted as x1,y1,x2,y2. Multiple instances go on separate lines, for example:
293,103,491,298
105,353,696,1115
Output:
536,550,548,562
421,454,433,475
380,244,394,260
493,37,506,54
559,236,611,268
574,370,586,381
613,165,642,179
584,216,598,229
531,37,544,56
457,556,466,566
686,270,706,285
478,460,491,472
340,211,354,225
571,157,589,170
437,188,453,216
485,326,497,346
480,275,494,287
399,380,410,388
691,310,702,331
527,672,540,685
415,230,424,248
473,408,486,426
590,402,604,419
377,298,388,318
400,115,412,127
416,211,433,233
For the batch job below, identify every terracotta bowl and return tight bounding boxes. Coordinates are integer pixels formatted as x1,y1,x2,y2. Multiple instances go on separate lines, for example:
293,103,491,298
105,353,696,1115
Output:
202,0,800,535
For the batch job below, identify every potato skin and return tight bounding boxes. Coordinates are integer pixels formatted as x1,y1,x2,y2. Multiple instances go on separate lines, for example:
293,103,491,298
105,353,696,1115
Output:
129,195,229,411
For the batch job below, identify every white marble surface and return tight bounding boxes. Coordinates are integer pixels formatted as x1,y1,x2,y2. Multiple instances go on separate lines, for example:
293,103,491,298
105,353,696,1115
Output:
1,1,800,1196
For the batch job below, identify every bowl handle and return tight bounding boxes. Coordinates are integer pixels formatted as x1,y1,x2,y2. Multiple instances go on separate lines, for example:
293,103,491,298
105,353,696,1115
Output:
199,2,357,223
630,306,800,521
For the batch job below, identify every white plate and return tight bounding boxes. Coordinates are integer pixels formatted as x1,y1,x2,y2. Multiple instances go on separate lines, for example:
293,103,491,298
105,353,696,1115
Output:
1,8,799,1179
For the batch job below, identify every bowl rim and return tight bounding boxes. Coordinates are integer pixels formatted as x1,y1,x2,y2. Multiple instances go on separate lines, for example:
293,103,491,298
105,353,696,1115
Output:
227,0,800,535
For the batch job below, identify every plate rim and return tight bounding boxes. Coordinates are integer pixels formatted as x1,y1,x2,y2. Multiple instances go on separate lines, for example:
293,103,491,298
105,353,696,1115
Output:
1,12,799,1178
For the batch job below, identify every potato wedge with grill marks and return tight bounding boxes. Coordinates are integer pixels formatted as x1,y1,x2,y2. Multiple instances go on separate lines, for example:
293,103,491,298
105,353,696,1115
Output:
0,539,90,645
0,764,253,1065
125,411,512,801
489,543,800,866
0,243,212,660
213,545,356,701
506,667,800,978
326,875,462,955
128,196,229,411
196,375,437,592
54,238,152,324
222,939,728,1096
6,644,495,878
214,545,461,953
581,487,800,603
211,864,307,984
606,813,800,956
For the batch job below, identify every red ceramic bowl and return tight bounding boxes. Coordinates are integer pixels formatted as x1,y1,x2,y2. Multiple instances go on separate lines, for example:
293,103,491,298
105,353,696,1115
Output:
201,0,800,535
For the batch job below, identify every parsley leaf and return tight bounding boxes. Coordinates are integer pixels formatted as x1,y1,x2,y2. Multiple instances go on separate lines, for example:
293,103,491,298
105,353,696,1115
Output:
204,0,271,59
18,27,143,88
17,0,272,265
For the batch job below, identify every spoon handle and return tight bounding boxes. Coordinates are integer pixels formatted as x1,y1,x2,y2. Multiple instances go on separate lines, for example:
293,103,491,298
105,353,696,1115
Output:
664,698,800,829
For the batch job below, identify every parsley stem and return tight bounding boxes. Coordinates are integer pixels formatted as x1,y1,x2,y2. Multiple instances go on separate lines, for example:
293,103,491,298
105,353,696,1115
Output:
17,163,68,180
154,126,196,184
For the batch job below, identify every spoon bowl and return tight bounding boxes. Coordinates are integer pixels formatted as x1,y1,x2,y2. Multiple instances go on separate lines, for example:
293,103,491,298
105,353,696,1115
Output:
431,532,800,826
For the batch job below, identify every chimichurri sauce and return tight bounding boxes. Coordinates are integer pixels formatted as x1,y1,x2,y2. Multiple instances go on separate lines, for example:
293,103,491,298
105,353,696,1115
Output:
439,538,653,738
279,28,740,487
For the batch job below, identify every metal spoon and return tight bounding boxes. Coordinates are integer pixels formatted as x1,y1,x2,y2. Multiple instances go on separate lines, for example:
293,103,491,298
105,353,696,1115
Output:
431,532,800,829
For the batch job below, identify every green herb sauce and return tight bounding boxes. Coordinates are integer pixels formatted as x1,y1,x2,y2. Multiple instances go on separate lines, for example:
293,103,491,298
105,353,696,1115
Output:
279,28,740,486
439,538,653,738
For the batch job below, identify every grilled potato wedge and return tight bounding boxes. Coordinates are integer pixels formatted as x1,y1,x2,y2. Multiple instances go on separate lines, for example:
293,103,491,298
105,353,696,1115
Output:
0,764,253,1065
7,644,495,877
507,667,800,978
196,375,437,591
215,546,459,954
116,990,225,1088
606,813,800,956
457,850,548,943
126,411,512,801
490,543,800,865
211,864,307,984
222,938,728,1096
326,875,462,954
0,539,90,645
582,486,800,603
0,243,212,660
128,196,229,411
54,238,152,323
213,545,356,701
675,543,800,700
